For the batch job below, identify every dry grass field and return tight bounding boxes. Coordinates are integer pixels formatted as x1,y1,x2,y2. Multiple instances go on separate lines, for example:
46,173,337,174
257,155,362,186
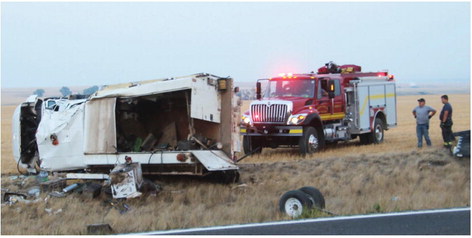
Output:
1,94,470,234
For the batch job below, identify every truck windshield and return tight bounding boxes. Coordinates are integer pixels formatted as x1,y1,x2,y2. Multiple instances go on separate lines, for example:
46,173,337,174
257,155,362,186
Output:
261,79,315,98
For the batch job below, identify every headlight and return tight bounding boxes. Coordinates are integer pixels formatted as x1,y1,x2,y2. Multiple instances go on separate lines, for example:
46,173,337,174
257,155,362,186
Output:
287,114,307,125
241,115,251,125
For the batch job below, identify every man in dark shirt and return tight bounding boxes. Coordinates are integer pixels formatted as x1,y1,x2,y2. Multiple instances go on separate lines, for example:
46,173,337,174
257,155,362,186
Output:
440,95,454,148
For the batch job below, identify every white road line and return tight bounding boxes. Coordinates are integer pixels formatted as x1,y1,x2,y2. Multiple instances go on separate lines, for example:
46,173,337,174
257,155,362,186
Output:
124,207,470,235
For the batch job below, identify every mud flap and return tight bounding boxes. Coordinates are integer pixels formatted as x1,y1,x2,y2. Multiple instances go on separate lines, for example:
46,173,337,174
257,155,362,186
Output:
191,150,238,171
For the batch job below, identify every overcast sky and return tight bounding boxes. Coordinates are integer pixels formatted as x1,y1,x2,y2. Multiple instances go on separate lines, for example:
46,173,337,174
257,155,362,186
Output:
1,2,470,88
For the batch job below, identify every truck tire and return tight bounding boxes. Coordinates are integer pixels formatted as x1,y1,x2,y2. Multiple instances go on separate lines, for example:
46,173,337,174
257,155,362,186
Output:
299,127,320,154
298,186,325,209
359,118,384,145
279,190,312,218
243,136,262,154
372,118,385,144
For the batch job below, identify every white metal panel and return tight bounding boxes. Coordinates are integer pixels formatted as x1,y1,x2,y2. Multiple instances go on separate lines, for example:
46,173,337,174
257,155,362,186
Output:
11,105,21,167
83,151,238,171
37,103,88,171
190,77,221,123
385,83,397,127
66,173,110,180
191,150,238,171
93,76,193,99
357,85,371,131
84,98,117,154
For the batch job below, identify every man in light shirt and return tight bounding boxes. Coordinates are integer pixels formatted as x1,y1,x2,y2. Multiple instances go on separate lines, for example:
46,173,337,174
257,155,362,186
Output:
412,98,437,148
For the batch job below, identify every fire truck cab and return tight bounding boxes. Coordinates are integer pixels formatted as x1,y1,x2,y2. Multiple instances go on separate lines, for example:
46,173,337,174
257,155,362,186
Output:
240,62,397,155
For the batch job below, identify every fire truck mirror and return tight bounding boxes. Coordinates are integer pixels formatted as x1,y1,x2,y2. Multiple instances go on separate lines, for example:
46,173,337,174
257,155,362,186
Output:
256,82,262,100
328,80,335,99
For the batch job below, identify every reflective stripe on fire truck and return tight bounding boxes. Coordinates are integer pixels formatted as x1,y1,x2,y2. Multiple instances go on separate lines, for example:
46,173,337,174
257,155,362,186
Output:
320,112,345,121
289,129,303,134
359,93,395,116
240,128,247,133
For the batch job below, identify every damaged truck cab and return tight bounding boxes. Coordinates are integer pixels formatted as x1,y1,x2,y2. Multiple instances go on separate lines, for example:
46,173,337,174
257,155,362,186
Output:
13,73,241,181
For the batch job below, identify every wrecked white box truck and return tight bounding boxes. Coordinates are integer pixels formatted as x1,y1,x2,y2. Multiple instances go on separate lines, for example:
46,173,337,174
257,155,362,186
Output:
12,73,241,182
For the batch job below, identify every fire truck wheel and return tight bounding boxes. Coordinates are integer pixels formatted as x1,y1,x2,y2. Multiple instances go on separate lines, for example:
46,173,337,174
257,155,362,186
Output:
298,186,325,209
279,190,312,218
243,136,262,154
299,127,319,154
372,118,385,144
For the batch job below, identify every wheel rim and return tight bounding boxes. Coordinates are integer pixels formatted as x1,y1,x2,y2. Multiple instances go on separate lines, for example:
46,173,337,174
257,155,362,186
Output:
308,134,319,152
285,198,303,217
375,124,383,141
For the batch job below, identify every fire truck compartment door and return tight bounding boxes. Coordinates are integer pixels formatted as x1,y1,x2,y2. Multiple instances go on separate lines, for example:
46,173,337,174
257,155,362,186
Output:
84,98,117,154
357,85,371,131
385,83,397,127
357,82,396,131
191,150,238,171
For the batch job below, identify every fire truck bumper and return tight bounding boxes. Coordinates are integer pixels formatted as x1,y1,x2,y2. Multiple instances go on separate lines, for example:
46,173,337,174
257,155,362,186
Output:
240,126,303,137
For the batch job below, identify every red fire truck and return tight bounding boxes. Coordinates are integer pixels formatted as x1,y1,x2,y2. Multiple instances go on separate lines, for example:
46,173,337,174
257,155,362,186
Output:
240,62,397,154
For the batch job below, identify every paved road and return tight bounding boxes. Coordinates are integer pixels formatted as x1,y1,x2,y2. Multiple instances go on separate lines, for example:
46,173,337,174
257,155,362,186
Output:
131,207,470,235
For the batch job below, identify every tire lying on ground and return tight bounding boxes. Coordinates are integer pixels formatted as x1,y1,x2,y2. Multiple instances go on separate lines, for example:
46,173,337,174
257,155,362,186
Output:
279,190,313,218
298,186,325,209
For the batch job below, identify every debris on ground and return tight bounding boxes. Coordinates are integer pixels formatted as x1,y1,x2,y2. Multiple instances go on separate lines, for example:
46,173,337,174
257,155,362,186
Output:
417,159,450,170
81,183,102,200
3,192,27,203
36,171,49,183
110,162,143,199
45,208,63,215
40,178,67,193
4,192,41,205
27,187,40,197
103,199,131,215
86,223,113,235
232,183,248,190
48,191,66,198
63,183,82,193
141,179,161,197
2,161,161,206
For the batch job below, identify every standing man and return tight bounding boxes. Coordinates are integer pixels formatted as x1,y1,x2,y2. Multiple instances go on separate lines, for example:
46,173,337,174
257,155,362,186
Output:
439,95,454,148
412,98,436,148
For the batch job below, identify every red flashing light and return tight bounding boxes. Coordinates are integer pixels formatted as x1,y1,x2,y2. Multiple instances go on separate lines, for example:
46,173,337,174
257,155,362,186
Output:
378,72,388,77
318,67,329,74
388,74,394,80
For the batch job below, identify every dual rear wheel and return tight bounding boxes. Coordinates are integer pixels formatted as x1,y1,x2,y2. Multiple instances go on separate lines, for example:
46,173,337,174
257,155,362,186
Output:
278,186,325,218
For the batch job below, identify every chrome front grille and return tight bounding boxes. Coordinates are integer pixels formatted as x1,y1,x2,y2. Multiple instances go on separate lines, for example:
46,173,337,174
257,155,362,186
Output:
251,104,288,123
